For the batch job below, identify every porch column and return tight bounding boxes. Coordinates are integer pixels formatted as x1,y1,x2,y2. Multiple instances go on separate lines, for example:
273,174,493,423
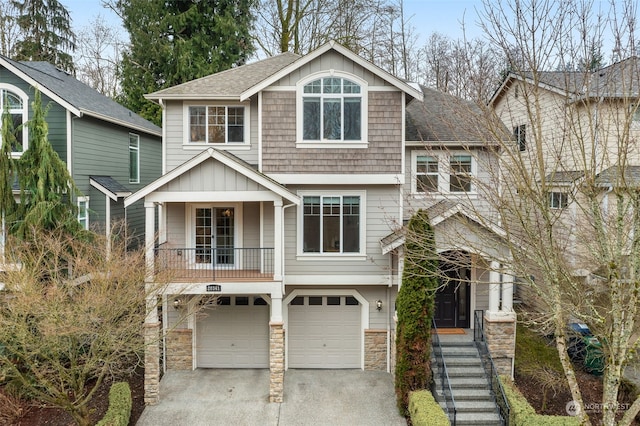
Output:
484,261,516,378
269,319,285,402
144,202,156,283
273,199,283,282
488,260,501,313
501,270,514,312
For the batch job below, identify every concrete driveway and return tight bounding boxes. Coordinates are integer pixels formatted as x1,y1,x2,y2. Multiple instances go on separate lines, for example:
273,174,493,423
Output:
136,369,406,425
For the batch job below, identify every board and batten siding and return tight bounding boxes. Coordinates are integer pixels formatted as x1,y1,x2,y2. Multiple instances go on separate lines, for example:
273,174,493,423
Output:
282,185,399,278
163,99,260,173
261,90,403,174
72,116,161,242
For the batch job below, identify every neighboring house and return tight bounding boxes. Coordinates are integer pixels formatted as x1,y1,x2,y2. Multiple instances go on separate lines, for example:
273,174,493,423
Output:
490,58,640,279
0,55,162,255
126,41,516,405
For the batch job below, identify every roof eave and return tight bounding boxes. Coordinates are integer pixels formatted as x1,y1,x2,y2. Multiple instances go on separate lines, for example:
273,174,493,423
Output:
81,110,161,137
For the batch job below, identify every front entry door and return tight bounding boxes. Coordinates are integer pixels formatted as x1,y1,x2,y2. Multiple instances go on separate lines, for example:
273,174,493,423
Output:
195,207,235,266
434,265,471,328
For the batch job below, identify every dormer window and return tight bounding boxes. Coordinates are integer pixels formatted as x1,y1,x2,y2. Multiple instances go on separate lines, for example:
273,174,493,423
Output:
188,105,245,144
0,85,28,155
297,75,367,147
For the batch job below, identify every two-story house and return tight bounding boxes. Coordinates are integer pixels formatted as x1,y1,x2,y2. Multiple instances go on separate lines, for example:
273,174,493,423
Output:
127,41,516,404
490,58,640,297
0,54,162,256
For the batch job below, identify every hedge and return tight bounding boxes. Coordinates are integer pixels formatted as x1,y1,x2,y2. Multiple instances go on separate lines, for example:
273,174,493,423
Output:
500,376,580,426
408,390,450,426
96,382,132,426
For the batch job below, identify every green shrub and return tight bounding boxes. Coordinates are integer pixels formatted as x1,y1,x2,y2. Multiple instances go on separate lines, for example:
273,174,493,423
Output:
96,382,132,426
500,376,580,426
408,390,450,426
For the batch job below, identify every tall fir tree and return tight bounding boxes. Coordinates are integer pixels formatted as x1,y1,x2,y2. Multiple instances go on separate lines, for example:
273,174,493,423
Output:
13,89,82,239
116,0,256,125
394,209,438,415
10,0,76,73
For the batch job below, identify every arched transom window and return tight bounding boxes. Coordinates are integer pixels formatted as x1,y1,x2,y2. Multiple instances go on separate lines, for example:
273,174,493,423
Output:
0,86,28,154
302,77,362,142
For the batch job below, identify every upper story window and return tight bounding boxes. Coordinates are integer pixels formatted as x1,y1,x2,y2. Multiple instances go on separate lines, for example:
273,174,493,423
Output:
416,155,439,192
412,151,476,195
300,193,365,255
450,155,472,192
514,124,526,151
0,85,28,155
630,103,640,122
549,191,568,209
188,106,245,144
129,133,140,184
297,74,367,148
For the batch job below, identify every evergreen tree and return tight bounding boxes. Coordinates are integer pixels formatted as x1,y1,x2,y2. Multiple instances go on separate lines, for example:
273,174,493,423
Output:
394,209,438,415
0,104,18,251
116,0,256,125
11,0,76,73
12,89,82,239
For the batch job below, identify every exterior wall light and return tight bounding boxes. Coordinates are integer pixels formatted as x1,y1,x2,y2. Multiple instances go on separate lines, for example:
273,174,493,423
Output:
173,298,183,310
376,300,383,311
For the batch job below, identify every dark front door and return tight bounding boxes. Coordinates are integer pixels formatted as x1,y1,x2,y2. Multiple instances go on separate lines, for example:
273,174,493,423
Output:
434,265,471,328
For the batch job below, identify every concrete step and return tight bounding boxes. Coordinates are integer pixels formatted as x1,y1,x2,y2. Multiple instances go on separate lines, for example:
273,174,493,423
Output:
443,400,498,413
439,356,483,367
437,366,485,377
454,411,502,425
446,376,490,389
449,388,494,401
438,346,479,357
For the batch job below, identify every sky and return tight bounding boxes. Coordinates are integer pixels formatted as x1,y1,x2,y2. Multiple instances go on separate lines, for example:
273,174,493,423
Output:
63,0,484,46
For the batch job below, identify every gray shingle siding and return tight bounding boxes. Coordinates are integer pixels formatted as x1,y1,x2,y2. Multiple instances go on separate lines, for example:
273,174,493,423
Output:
261,91,403,174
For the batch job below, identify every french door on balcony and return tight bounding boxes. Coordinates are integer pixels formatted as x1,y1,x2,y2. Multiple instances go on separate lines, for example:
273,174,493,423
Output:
195,207,235,267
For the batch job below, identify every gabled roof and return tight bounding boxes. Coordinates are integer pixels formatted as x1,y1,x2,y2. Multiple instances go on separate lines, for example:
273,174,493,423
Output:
543,170,585,185
90,176,132,201
0,55,161,136
380,201,506,255
489,56,640,106
406,85,504,143
146,41,424,103
125,147,300,207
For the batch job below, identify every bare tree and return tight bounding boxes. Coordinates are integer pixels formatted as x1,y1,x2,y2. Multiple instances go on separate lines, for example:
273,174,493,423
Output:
0,227,176,426
0,1,22,57
75,15,124,98
417,1,640,424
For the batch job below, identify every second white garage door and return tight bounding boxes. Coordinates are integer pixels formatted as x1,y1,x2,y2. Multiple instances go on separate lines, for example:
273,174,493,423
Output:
196,296,269,368
288,295,361,369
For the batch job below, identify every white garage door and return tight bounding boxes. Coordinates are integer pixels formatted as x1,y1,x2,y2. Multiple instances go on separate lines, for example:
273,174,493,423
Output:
288,295,361,369
196,296,269,368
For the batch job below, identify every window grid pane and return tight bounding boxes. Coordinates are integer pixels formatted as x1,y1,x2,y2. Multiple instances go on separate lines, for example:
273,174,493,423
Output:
303,195,361,254
416,156,439,192
228,107,244,142
189,106,206,142
450,155,472,192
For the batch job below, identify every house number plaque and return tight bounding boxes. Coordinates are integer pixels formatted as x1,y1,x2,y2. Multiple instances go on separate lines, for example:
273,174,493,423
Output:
206,284,222,292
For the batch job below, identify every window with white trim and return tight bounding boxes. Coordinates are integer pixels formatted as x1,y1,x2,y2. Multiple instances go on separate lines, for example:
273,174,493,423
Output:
412,151,475,194
0,86,28,155
188,106,245,144
416,155,439,192
302,194,363,254
449,155,472,192
514,124,526,151
78,197,89,230
549,191,568,209
129,133,139,184
298,75,366,146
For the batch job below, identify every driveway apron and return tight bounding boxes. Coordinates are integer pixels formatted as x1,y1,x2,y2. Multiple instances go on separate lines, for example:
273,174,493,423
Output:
135,369,406,425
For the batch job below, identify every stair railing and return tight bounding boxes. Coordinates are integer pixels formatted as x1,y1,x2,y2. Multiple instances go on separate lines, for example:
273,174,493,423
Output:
473,310,510,425
431,318,457,426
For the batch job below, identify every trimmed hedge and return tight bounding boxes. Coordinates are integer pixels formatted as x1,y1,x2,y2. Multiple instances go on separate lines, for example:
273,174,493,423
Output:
96,382,132,426
408,390,450,426
500,376,580,426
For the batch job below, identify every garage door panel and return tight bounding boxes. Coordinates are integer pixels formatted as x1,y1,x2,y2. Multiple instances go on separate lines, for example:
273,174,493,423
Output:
196,301,269,368
288,296,361,369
